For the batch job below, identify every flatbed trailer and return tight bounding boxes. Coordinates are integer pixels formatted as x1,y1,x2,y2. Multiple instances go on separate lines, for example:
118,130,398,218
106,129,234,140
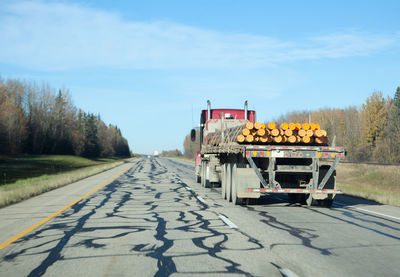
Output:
200,143,345,207
193,101,345,208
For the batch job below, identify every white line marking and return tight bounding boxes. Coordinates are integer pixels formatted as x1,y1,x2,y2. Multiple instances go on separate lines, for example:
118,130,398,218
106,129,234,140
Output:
196,196,207,204
335,201,400,221
219,214,238,229
185,186,192,191
279,268,299,277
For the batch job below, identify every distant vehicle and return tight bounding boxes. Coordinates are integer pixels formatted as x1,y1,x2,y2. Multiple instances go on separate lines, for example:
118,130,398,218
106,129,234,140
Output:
191,100,345,207
147,155,151,158
153,150,159,157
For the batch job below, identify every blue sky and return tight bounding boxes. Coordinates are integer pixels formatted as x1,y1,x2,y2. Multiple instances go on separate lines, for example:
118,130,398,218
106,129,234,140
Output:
1,0,399,154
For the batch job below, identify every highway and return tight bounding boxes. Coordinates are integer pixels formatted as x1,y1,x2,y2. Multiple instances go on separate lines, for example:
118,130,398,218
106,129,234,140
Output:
0,157,399,276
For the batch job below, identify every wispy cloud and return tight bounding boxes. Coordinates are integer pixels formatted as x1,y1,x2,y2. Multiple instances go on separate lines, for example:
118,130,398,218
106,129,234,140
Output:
0,1,398,71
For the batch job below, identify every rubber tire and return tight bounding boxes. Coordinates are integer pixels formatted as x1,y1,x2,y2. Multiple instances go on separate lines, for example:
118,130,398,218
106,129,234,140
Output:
201,161,206,187
288,193,298,204
320,198,333,208
196,175,201,183
221,164,227,199
231,163,243,205
307,194,333,208
226,163,232,202
201,161,210,188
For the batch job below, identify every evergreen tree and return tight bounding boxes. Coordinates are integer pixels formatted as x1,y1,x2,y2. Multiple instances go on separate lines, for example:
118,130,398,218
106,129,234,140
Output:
385,87,400,162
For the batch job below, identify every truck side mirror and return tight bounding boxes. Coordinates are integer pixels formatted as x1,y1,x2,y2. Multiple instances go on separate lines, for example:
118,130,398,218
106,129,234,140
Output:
190,129,196,142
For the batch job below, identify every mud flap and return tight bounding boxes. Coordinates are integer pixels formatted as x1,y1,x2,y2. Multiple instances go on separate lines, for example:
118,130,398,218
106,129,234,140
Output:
236,168,261,199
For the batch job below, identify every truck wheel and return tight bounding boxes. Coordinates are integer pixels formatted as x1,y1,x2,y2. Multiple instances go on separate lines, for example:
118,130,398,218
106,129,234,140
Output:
221,164,227,199
201,161,206,187
288,193,300,204
195,164,201,183
231,163,243,205
321,199,333,208
204,162,211,188
201,161,210,188
226,163,232,202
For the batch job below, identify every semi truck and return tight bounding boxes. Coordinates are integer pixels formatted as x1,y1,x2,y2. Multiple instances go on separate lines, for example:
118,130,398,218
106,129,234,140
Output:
191,100,345,207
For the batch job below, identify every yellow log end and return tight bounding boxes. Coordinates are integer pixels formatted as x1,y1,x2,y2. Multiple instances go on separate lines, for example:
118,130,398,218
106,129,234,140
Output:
246,135,254,143
288,136,296,143
298,129,306,137
271,129,280,137
274,136,283,143
243,128,251,136
260,135,268,143
237,135,245,143
314,129,323,137
246,122,254,130
280,122,289,130
302,136,311,143
257,129,266,136
284,129,293,137
254,122,263,130
267,122,276,130
302,123,310,130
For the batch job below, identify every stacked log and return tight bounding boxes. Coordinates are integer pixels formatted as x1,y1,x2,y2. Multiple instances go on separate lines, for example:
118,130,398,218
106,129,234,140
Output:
241,121,328,145
207,121,329,146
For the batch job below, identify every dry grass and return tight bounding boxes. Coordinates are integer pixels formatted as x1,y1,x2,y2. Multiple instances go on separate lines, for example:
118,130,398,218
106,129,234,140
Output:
0,160,129,208
168,156,195,164
336,163,400,206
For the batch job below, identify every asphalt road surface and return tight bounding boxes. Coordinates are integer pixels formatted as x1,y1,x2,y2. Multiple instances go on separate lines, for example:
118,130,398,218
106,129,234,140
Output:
0,157,399,276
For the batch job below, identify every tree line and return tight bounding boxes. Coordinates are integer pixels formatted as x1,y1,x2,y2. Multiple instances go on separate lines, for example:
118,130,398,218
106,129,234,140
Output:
0,76,130,157
160,149,183,157
183,87,400,163
275,88,400,163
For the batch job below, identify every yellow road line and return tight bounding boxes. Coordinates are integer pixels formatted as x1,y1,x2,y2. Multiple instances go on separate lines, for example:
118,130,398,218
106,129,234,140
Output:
0,164,135,251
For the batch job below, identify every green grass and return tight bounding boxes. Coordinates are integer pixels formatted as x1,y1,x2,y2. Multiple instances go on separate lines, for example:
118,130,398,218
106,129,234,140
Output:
336,163,400,206
0,155,132,207
168,156,195,163
0,155,122,185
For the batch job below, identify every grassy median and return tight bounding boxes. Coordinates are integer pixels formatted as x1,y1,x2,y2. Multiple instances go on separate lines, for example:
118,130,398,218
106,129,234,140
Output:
166,156,195,163
0,155,130,208
336,163,400,207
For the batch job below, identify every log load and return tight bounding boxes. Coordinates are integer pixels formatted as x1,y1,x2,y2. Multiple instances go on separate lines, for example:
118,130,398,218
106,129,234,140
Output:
206,121,329,146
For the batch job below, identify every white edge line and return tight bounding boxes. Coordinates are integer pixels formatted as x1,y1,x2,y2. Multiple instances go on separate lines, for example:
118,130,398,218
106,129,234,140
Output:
196,196,207,204
219,214,238,229
354,207,400,221
279,268,300,277
334,201,400,221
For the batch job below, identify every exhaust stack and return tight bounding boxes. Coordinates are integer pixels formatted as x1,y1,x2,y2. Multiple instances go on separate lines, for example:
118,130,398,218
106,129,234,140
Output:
244,100,248,121
207,100,211,121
